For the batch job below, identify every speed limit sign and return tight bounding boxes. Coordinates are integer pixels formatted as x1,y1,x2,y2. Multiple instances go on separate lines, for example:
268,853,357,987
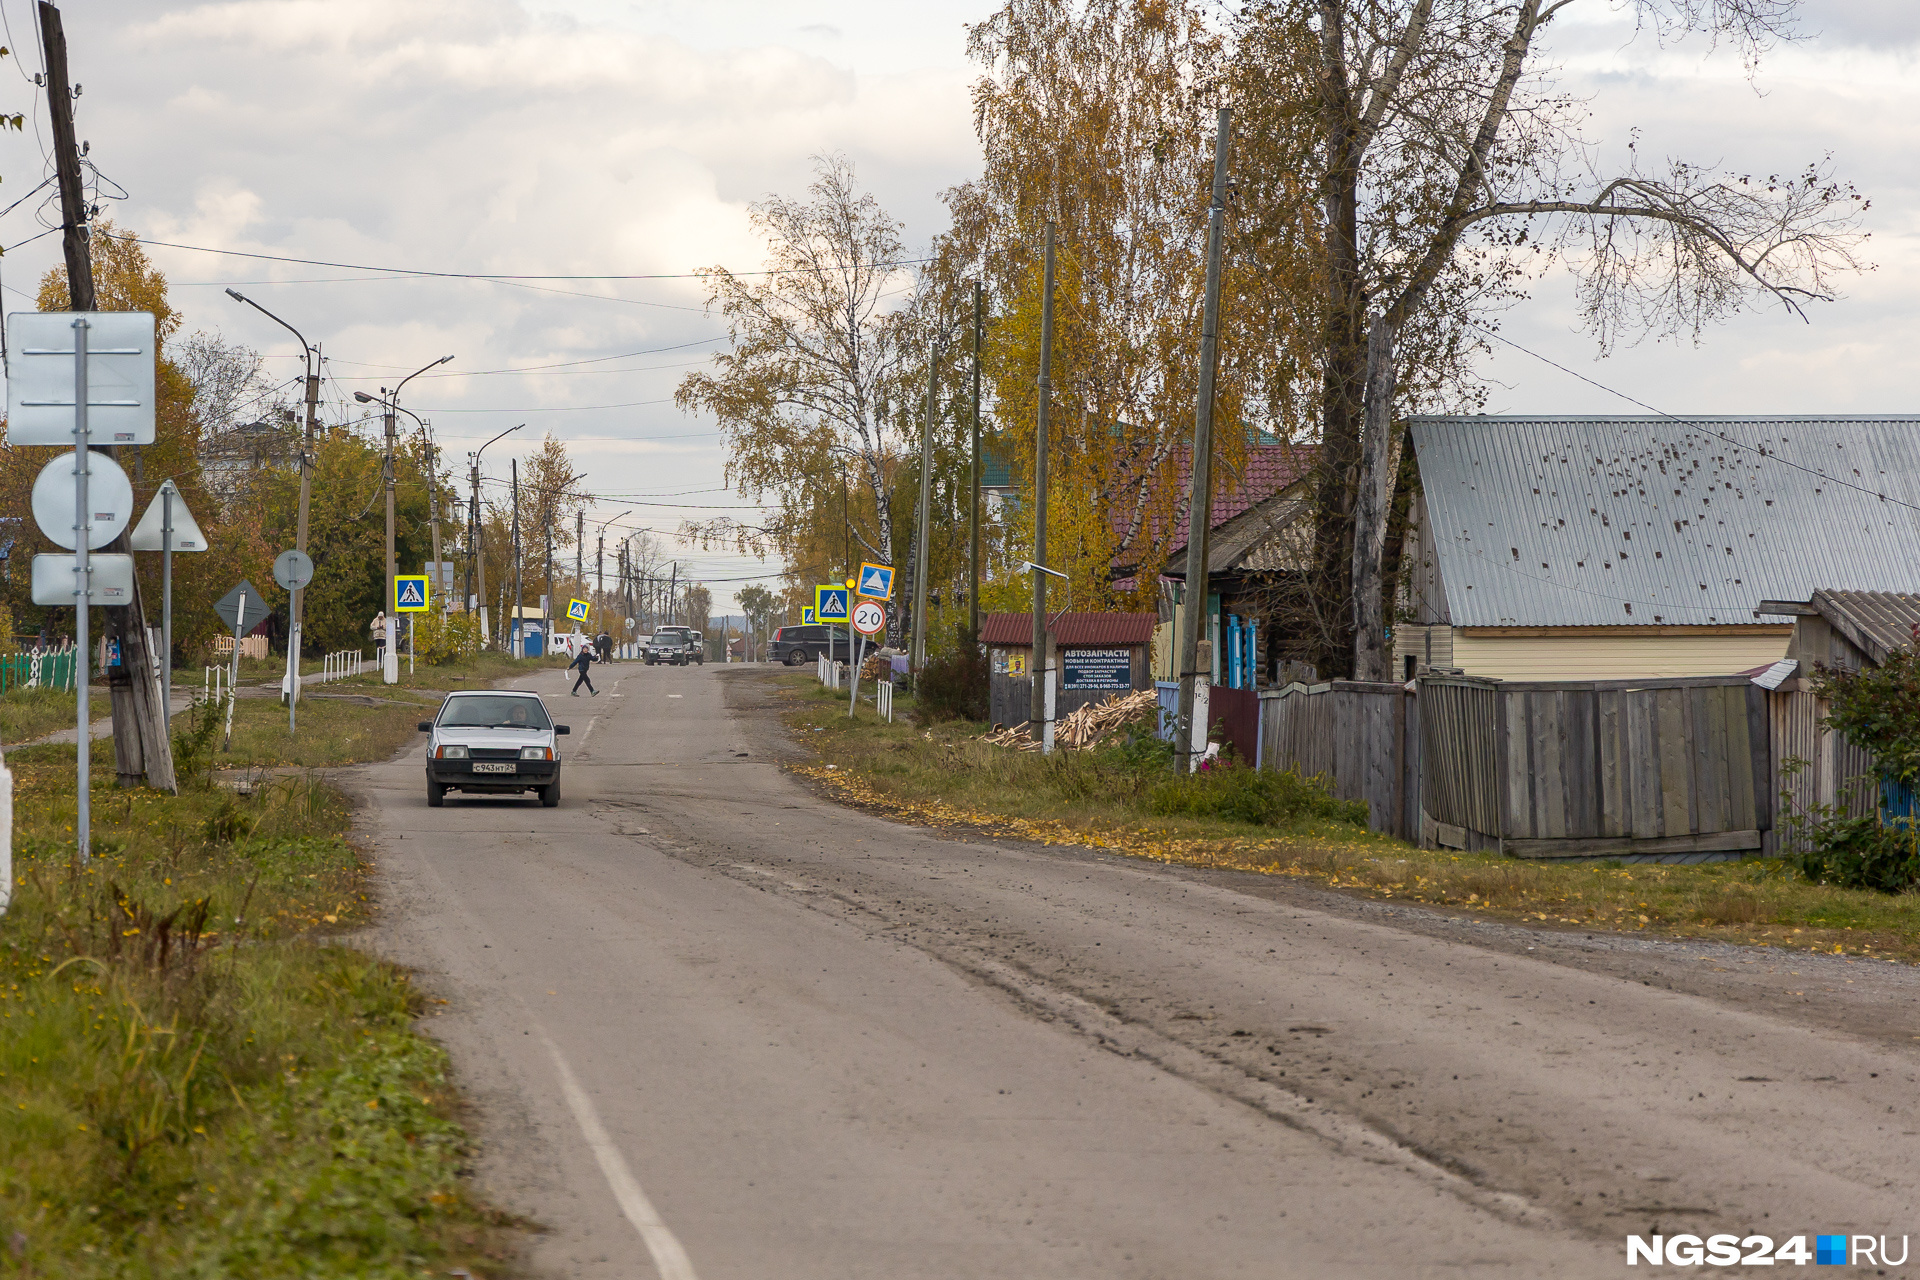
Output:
851,598,887,636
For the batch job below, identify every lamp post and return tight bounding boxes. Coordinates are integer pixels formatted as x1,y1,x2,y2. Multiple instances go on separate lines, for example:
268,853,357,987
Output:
463,423,524,648
356,355,451,680
223,289,318,726
594,510,632,639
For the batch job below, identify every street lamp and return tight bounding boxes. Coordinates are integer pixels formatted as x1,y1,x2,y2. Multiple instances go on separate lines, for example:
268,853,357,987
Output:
462,423,524,648
224,289,320,730
594,510,632,639
355,355,451,681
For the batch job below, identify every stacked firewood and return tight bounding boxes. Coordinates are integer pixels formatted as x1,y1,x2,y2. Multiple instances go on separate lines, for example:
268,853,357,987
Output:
981,688,1159,752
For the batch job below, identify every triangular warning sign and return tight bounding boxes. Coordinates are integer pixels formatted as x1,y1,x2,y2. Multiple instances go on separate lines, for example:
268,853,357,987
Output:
128,479,209,552
860,566,890,597
396,579,427,608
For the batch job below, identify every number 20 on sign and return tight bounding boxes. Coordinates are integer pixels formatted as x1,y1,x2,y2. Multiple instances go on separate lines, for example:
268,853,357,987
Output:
852,599,886,636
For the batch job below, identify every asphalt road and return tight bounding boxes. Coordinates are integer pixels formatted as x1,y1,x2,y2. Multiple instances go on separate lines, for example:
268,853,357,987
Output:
358,663,1920,1279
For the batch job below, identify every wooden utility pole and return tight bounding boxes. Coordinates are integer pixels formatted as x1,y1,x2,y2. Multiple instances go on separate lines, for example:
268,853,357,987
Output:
910,336,939,671
383,393,398,670
1175,108,1233,772
969,280,982,640
425,419,442,615
574,510,584,631
510,458,522,655
1028,222,1056,732
470,455,488,646
41,1,173,790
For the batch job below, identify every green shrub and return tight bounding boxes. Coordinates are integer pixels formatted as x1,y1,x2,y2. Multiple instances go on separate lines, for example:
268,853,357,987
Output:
915,624,989,723
1144,762,1370,828
1792,814,1920,894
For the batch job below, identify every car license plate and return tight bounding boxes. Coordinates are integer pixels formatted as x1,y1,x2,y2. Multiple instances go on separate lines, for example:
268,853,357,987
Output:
472,762,517,774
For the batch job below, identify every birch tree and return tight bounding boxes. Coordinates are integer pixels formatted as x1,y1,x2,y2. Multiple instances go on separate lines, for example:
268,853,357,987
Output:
1236,0,1867,679
677,156,922,580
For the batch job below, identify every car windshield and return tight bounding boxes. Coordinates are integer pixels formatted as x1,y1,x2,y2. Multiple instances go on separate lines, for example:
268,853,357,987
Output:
438,695,552,730
653,630,691,645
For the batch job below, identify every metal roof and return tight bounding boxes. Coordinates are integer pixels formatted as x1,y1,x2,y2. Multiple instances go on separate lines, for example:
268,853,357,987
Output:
979,611,1158,647
1410,417,1920,628
1812,589,1920,666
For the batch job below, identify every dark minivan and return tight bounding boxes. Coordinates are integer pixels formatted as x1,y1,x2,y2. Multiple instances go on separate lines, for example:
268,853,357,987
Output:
770,624,853,665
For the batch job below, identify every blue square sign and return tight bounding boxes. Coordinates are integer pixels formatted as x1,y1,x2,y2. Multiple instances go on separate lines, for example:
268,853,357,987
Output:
815,585,851,622
856,562,894,600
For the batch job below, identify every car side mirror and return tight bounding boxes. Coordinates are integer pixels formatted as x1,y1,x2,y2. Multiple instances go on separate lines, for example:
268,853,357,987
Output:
555,725,571,735
417,721,433,732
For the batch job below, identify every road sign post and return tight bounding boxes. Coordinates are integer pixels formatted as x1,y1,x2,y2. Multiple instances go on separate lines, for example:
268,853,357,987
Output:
214,582,269,751
815,585,851,624
849,598,887,718
131,478,208,724
274,550,317,728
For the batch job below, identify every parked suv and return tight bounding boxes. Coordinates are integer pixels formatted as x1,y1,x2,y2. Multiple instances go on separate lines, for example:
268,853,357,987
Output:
645,626,702,666
770,624,852,666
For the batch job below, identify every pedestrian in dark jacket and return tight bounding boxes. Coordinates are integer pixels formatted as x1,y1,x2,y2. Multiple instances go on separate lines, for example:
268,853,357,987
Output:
569,645,599,697
596,630,613,663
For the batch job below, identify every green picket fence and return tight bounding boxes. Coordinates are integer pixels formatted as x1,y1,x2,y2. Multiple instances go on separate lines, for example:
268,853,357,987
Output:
0,651,77,693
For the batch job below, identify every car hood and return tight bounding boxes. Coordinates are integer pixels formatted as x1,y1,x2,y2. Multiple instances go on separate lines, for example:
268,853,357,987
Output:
434,726,554,748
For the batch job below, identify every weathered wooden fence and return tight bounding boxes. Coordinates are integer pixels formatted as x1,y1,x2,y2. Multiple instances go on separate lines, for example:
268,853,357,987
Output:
1765,684,1878,854
1420,674,1771,861
1258,681,1421,841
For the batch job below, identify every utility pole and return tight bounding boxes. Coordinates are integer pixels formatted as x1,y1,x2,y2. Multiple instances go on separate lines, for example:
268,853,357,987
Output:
470,454,485,642
510,457,522,656
425,420,442,615
970,279,983,640
544,500,554,630
1176,109,1233,772
42,1,173,791
668,562,677,627
595,526,604,633
1029,221,1056,735
911,336,940,671
382,392,397,676
574,510,584,634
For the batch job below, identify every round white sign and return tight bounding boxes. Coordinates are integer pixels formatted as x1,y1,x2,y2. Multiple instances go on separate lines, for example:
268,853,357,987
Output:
31,450,134,550
852,598,887,636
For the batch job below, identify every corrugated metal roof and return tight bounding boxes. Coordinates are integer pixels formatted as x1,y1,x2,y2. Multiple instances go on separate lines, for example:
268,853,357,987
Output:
1812,589,1920,666
979,611,1158,647
1411,417,1920,628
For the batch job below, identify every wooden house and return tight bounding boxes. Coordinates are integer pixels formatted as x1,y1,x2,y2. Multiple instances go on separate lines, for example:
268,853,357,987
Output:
1396,417,1920,682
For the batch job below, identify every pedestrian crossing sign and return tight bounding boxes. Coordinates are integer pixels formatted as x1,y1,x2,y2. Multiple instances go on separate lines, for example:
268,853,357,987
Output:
801,606,817,625
856,562,894,600
394,574,430,612
567,598,591,623
815,585,851,622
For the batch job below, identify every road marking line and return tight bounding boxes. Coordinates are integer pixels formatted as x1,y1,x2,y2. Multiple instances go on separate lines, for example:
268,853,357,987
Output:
538,1031,701,1280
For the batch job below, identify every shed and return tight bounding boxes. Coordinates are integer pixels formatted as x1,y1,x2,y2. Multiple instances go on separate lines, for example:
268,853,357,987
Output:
1397,417,1920,682
980,611,1157,729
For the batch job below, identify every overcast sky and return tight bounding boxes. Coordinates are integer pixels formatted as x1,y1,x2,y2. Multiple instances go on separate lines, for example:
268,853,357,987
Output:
0,0,1910,613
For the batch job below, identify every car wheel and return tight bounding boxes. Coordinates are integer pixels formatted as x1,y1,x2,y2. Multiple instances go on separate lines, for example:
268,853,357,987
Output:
785,650,805,666
541,779,561,807
427,779,445,807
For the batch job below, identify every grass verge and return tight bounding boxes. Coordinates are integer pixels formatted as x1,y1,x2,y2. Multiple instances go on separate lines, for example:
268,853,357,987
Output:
203,690,439,771
781,676,1920,964
0,715,516,1275
329,649,569,696
0,687,112,747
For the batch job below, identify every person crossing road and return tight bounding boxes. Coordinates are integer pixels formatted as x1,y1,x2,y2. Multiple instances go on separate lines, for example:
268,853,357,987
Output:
569,644,600,697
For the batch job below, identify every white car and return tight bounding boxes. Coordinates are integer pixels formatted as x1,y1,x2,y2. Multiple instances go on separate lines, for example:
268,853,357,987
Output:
419,689,570,807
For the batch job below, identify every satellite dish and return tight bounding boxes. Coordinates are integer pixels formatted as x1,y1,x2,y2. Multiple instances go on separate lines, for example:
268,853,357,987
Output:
31,450,134,550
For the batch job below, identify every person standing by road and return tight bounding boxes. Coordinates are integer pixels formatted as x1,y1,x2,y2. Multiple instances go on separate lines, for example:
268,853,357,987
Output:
596,629,613,664
371,611,388,661
569,643,600,697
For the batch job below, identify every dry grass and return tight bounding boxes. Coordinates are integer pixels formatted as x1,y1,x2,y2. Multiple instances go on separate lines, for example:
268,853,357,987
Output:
0,687,112,747
781,676,1920,964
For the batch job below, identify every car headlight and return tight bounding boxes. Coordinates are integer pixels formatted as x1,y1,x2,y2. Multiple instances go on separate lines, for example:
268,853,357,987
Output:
437,744,468,759
520,746,551,761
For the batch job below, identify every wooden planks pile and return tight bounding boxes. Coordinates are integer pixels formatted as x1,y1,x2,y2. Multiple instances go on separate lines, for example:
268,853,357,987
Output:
981,688,1158,752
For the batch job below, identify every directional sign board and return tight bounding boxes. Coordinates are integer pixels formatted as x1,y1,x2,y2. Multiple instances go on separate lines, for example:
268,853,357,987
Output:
567,598,591,623
801,606,817,626
815,585,851,622
6,311,157,445
31,451,134,550
274,549,315,592
393,574,429,612
128,479,208,551
31,553,135,605
856,562,895,600
215,580,271,635
852,599,887,636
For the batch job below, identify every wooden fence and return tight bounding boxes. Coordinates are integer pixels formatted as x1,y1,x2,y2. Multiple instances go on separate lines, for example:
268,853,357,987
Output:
1419,674,1771,861
1765,685,1877,855
1258,681,1421,841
